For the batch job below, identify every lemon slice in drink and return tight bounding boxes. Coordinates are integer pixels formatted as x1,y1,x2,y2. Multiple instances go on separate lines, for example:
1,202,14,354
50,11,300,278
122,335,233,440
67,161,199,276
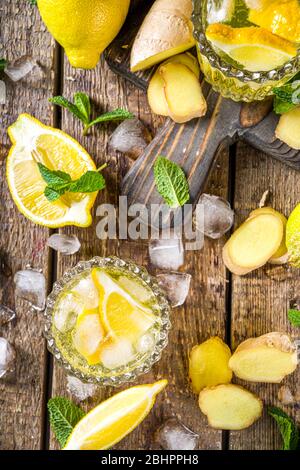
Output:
249,0,300,43
92,269,156,342
64,380,167,450
205,24,297,72
7,114,98,228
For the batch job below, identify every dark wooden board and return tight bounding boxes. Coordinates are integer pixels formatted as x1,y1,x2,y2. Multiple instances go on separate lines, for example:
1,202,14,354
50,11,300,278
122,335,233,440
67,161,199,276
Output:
105,1,300,211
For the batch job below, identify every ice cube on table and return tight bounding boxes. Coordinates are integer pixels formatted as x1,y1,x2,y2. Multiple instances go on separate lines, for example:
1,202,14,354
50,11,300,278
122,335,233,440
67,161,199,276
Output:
0,80,6,105
67,375,98,402
196,193,234,239
109,118,152,160
0,305,16,326
54,292,83,333
117,275,153,304
278,385,295,405
72,275,99,309
155,418,199,450
14,269,46,310
100,339,135,370
4,56,43,82
149,237,184,271
157,272,191,307
47,234,81,255
0,337,16,379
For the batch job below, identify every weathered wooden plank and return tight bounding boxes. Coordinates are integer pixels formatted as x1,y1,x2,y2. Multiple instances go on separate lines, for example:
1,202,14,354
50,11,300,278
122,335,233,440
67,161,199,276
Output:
48,49,230,449
229,143,300,450
0,1,55,450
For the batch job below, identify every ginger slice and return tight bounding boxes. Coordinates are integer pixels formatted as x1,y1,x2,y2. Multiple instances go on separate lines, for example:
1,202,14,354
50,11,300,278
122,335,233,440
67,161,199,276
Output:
189,337,232,394
223,213,283,272
275,107,300,150
199,384,263,430
229,332,298,383
160,62,207,123
249,207,287,262
148,53,201,118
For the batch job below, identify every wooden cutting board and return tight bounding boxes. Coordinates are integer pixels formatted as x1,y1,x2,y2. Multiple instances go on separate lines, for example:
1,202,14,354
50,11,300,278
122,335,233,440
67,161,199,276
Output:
105,0,300,211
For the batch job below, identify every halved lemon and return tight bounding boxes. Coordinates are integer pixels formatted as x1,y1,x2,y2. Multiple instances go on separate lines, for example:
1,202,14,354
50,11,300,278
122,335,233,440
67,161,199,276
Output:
7,114,99,228
206,24,297,72
92,269,156,342
249,0,300,43
64,380,167,450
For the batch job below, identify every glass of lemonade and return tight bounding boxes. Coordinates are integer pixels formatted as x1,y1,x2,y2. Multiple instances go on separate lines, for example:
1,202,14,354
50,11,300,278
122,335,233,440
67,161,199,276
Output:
44,257,171,386
193,0,300,101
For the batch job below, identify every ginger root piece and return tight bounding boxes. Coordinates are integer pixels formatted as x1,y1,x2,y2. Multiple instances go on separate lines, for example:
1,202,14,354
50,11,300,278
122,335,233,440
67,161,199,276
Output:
189,337,232,394
199,384,263,430
249,207,288,263
131,0,195,72
275,107,300,149
223,212,284,275
147,53,201,118
229,332,298,383
160,62,207,123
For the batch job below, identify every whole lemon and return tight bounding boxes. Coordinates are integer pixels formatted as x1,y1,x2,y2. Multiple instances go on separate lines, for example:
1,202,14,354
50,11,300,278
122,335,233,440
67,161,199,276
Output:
37,0,130,69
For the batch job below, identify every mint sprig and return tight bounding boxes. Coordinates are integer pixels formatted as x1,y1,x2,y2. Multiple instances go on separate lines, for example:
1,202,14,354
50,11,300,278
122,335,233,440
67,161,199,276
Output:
273,72,300,115
49,92,133,135
48,397,85,448
288,309,300,327
0,59,7,72
268,406,299,450
37,162,107,202
154,156,190,208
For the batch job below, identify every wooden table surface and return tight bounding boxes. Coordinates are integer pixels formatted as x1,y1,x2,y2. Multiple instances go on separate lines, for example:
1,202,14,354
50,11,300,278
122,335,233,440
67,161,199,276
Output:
1,1,299,451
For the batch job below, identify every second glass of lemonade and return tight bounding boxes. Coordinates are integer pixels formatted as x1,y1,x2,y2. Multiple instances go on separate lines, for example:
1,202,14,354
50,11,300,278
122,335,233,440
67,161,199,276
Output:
44,257,171,386
193,0,300,101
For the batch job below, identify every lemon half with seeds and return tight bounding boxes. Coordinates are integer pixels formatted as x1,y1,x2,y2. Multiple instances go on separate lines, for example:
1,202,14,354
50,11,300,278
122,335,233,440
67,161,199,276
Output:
7,114,99,228
206,24,297,72
286,203,300,267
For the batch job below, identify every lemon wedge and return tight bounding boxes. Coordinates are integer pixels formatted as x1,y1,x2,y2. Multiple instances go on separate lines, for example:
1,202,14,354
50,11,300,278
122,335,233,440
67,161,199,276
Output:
206,24,297,72
249,0,300,43
73,308,105,365
7,114,98,228
92,269,156,342
64,380,167,450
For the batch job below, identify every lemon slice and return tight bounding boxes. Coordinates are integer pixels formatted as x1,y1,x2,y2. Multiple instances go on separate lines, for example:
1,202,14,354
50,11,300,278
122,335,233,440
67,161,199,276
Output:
249,0,300,43
64,380,167,450
92,269,156,342
73,308,105,365
7,114,98,228
206,24,297,72
286,202,300,267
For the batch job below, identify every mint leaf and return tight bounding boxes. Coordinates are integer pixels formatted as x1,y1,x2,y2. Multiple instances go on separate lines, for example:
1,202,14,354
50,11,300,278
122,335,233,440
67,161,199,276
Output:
273,73,300,114
268,406,299,450
50,92,133,135
288,309,300,327
49,96,87,123
74,92,91,124
0,59,7,72
44,187,65,202
48,397,85,448
154,156,190,208
69,171,106,193
37,163,71,188
28,0,37,4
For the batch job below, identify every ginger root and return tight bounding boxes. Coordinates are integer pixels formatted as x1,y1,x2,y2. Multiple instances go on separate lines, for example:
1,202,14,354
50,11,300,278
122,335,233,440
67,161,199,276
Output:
229,332,298,383
223,208,286,275
130,0,195,72
275,107,300,150
189,337,232,394
199,384,263,430
147,54,206,123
